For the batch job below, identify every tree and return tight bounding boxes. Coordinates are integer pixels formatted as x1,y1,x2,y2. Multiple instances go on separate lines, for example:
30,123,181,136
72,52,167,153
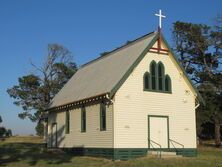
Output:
35,123,44,136
0,127,6,138
0,115,2,126
7,44,77,130
5,129,12,137
0,116,12,138
172,19,222,146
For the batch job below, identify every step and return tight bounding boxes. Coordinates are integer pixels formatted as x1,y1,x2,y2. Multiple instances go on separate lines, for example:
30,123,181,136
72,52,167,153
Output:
148,151,177,156
147,151,183,158
161,154,183,158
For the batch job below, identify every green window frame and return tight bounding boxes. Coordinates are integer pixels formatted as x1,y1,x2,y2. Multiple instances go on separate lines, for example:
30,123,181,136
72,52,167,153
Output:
150,61,157,90
143,72,150,90
144,61,172,94
158,62,164,91
100,102,106,131
81,106,86,132
65,110,70,134
165,75,172,92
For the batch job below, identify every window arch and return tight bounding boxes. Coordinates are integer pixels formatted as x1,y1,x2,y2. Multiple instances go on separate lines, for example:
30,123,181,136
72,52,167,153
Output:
150,61,157,90
143,61,172,94
158,62,164,91
143,72,150,90
165,75,172,92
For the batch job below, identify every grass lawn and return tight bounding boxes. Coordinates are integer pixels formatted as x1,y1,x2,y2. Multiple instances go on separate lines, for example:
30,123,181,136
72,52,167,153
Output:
0,136,222,167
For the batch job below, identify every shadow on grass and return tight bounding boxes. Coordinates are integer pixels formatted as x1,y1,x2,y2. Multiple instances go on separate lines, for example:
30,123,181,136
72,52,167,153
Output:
202,143,216,147
0,125,73,166
0,142,73,166
200,141,221,148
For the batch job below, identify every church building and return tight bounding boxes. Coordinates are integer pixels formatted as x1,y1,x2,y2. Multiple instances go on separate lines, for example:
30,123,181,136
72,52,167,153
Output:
46,11,204,160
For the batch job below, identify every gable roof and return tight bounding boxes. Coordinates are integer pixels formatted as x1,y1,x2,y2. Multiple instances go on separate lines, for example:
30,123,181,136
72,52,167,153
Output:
49,32,158,108
49,31,204,110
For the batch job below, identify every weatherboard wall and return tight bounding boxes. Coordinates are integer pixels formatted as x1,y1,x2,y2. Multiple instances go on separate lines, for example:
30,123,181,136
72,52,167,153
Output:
47,102,113,148
113,42,197,149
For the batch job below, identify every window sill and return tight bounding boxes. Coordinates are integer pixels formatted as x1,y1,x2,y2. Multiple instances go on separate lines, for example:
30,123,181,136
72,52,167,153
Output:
143,89,172,94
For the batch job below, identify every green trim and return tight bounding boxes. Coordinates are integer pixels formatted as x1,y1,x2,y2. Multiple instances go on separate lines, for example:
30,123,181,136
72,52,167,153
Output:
157,61,165,91
62,147,197,160
144,61,172,94
144,88,172,94
62,148,114,158
160,35,205,105
65,111,70,134
81,106,86,132
147,60,172,94
165,74,172,93
148,115,170,149
145,60,172,94
109,32,204,105
110,33,159,98
100,102,106,131
143,72,150,90
114,148,148,160
150,60,158,90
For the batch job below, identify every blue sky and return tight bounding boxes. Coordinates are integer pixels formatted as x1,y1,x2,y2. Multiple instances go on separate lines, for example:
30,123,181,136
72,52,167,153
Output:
0,0,221,135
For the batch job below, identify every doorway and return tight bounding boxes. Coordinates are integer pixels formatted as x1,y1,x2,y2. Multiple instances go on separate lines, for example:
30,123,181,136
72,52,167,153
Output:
148,115,169,148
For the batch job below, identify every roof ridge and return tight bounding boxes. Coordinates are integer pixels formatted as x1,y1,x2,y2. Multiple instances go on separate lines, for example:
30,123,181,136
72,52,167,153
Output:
80,31,156,69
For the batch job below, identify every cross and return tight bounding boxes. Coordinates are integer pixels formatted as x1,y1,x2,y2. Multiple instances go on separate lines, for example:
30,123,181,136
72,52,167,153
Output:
155,9,166,29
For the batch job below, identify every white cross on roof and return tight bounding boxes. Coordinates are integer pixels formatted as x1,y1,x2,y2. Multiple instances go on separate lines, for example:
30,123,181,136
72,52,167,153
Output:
155,9,166,29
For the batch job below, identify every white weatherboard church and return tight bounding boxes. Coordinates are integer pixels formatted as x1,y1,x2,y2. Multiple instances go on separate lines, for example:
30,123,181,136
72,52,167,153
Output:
46,10,204,160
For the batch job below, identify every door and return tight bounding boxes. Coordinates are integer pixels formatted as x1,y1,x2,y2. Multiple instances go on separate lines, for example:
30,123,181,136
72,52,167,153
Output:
51,123,57,148
148,116,169,148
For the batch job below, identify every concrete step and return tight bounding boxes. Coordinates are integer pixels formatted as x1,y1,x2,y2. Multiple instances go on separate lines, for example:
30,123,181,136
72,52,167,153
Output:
148,151,177,156
161,154,183,158
147,151,182,158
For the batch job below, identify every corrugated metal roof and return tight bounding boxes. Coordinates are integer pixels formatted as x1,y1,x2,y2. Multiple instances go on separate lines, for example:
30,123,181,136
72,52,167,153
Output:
49,32,157,108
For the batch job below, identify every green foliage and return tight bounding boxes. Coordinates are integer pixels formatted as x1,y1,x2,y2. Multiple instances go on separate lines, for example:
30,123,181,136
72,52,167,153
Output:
173,17,222,146
173,21,213,78
0,115,2,124
35,123,44,136
0,127,6,138
7,44,77,123
0,116,12,138
5,129,12,137
7,75,41,120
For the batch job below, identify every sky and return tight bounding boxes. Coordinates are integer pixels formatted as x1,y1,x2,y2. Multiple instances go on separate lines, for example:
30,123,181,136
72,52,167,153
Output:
0,0,221,135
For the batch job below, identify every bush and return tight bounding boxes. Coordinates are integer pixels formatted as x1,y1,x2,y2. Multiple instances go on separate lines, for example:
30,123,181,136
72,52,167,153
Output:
0,127,7,138
5,129,12,137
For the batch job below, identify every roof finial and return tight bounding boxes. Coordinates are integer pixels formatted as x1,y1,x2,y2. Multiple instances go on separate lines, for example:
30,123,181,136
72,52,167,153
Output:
155,9,166,30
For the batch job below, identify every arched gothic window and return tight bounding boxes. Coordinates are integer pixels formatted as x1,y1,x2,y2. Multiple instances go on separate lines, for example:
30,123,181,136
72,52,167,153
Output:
158,62,164,91
143,72,150,90
165,75,172,92
150,61,157,90
143,61,172,93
